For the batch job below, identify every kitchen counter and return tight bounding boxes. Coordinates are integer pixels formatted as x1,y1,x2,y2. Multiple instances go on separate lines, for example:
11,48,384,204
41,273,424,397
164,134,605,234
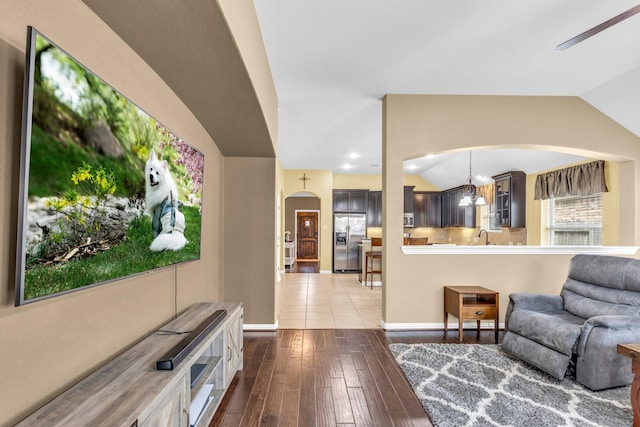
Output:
401,245,639,255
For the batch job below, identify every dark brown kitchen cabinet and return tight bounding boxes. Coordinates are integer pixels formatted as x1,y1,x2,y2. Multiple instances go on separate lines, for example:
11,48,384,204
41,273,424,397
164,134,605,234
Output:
441,186,475,228
413,192,426,226
404,186,415,214
441,189,457,227
333,190,349,211
492,171,526,227
333,190,368,212
367,191,382,227
414,191,442,227
441,190,453,226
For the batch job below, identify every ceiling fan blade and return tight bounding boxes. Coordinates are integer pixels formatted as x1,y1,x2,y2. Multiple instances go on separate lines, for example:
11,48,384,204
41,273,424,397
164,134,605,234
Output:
557,3,640,50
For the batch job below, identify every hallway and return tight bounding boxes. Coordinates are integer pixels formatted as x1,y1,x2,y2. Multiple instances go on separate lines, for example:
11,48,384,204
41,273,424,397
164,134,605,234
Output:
277,273,382,329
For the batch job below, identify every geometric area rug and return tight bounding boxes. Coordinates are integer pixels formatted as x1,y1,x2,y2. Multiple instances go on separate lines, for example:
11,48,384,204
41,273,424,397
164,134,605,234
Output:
389,343,632,427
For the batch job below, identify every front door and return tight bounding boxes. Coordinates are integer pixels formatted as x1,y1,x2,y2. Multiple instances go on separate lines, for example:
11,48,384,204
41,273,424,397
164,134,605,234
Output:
297,211,318,260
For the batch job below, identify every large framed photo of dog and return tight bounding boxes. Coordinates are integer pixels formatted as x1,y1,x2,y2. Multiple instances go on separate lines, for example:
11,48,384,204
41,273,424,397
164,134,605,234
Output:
14,27,204,306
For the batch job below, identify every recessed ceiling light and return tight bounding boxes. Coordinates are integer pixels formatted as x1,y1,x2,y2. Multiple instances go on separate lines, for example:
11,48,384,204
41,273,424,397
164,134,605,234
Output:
343,163,352,169
347,152,360,159
406,164,418,170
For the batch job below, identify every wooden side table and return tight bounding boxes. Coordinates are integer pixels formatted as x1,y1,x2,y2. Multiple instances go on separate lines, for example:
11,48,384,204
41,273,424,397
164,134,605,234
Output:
444,286,499,343
617,344,640,427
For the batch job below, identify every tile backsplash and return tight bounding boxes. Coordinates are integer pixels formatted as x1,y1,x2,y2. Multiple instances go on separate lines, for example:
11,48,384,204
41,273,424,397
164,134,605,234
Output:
408,227,527,245
367,226,527,245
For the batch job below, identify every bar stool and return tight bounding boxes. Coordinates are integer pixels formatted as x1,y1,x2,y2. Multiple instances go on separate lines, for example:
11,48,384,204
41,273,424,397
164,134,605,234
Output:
365,250,382,289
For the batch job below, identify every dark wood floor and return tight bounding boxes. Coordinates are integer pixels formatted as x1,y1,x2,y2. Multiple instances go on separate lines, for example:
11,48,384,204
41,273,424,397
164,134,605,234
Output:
210,329,504,426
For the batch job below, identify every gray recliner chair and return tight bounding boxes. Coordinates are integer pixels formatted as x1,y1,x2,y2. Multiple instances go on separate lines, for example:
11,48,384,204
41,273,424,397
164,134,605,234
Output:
502,254,640,390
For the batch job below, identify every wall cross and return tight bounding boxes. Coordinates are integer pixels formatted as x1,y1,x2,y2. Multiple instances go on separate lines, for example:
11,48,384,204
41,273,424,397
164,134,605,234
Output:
299,173,311,189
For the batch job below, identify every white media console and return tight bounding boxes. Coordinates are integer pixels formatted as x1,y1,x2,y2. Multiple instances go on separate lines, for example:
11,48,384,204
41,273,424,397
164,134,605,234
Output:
17,302,243,427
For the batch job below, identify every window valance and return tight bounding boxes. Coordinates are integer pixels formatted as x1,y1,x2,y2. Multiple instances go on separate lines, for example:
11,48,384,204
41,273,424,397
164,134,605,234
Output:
534,160,608,200
477,184,495,205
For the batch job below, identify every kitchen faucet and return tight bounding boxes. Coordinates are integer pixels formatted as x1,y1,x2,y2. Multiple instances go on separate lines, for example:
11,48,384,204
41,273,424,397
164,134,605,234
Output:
478,229,489,245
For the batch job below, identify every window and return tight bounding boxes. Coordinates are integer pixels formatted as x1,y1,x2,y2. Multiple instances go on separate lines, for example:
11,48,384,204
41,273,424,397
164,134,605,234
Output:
542,194,602,246
481,204,502,232
477,184,500,232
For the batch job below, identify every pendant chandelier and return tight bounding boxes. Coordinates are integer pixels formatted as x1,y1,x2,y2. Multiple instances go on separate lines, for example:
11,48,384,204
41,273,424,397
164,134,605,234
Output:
459,151,486,207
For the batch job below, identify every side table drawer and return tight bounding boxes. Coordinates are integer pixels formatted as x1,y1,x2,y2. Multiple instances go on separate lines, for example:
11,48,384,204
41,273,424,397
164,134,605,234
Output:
462,305,496,320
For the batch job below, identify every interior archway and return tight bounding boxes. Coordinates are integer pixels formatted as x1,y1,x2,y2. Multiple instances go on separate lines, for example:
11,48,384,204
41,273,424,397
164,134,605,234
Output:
284,192,321,273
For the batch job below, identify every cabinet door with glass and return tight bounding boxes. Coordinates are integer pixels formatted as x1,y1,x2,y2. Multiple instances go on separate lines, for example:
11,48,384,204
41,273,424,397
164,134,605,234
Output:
492,171,526,228
494,176,511,226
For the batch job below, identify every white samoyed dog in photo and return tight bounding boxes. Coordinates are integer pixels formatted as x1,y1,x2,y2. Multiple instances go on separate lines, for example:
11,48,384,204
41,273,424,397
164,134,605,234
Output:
144,149,188,251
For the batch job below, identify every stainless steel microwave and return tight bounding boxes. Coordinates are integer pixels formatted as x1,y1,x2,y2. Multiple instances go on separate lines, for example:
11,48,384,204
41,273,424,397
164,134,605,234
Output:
403,213,414,227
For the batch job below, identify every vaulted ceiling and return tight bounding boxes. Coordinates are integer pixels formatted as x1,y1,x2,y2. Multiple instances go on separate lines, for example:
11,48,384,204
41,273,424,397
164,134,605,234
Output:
254,1,640,189
84,1,640,190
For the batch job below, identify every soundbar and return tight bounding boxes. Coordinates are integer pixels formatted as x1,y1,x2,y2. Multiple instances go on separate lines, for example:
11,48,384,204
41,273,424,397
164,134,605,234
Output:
156,309,227,370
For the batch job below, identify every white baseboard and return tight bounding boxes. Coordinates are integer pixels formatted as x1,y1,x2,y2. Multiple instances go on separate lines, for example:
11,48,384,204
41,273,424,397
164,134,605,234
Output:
320,270,332,274
382,321,505,331
244,321,503,332
243,321,278,331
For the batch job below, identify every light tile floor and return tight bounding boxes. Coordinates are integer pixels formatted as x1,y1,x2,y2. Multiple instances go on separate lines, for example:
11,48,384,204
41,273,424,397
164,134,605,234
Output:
277,272,382,329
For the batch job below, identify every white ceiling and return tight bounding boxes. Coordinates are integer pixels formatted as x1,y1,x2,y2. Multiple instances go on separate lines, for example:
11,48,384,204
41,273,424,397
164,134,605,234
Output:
254,1,640,190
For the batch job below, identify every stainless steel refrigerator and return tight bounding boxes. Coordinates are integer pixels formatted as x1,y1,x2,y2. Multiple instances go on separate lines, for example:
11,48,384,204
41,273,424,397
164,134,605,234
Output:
333,213,366,272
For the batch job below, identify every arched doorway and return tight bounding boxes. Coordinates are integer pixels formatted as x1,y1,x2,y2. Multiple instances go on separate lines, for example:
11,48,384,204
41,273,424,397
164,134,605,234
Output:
284,192,320,273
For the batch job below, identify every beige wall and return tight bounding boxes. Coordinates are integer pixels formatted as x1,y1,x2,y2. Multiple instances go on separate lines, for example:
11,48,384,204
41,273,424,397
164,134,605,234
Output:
0,1,230,424
276,159,285,274
382,94,640,326
392,253,591,324
333,174,382,190
283,170,333,271
403,174,439,191
224,158,276,326
285,197,321,241
332,173,437,192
